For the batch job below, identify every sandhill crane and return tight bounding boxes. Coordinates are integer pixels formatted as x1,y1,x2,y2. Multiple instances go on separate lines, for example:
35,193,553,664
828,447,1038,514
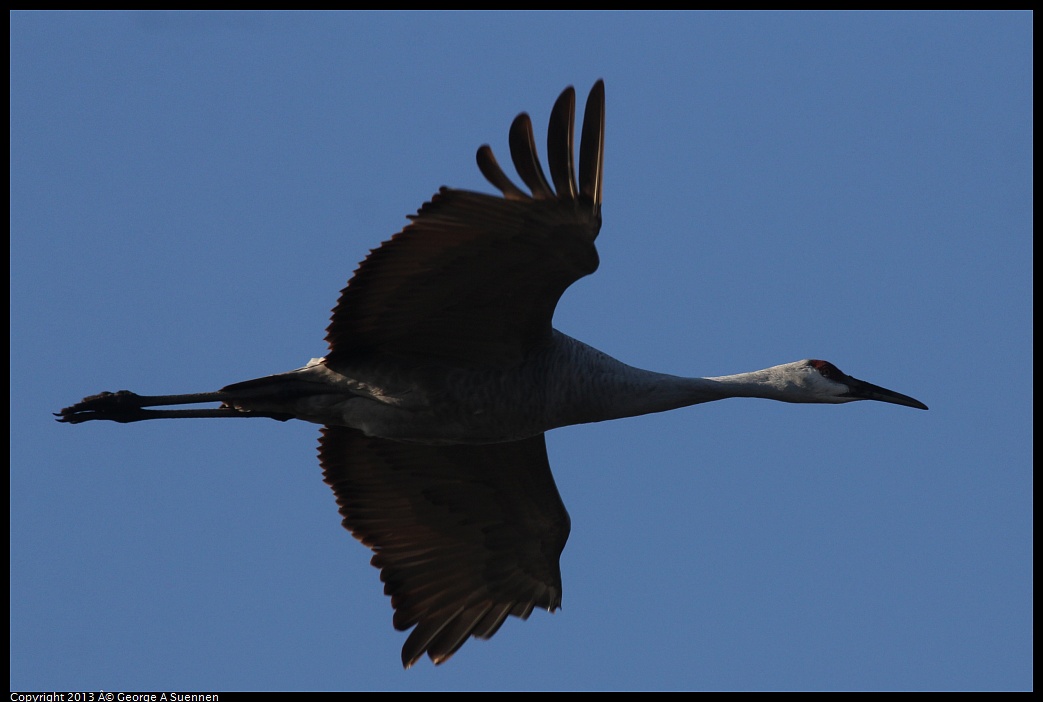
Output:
57,80,927,668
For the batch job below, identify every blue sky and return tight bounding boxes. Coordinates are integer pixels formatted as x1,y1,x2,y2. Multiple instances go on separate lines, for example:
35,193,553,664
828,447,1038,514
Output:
10,11,1031,691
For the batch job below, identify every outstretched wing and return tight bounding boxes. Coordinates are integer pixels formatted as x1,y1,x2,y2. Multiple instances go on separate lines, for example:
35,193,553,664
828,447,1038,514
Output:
325,81,605,368
319,426,571,668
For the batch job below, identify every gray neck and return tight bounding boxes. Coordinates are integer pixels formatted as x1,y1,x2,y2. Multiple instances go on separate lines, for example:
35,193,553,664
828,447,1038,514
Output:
544,334,796,428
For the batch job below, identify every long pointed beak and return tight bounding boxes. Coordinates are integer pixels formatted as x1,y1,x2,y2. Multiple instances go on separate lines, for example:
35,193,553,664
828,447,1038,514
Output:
844,376,929,410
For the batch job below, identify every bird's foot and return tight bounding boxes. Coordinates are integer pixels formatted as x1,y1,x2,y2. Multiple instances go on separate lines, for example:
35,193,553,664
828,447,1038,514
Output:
55,390,148,424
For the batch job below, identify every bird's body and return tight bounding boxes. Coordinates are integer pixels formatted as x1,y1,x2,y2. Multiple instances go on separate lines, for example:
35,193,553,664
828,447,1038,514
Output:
58,81,927,668
226,332,617,444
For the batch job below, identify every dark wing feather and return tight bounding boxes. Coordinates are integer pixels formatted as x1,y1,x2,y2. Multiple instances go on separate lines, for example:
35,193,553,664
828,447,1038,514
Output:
579,80,605,206
509,112,556,200
325,81,605,368
547,86,577,200
319,426,571,668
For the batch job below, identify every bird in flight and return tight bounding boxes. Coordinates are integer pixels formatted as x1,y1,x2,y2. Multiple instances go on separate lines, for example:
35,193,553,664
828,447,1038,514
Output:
58,80,927,668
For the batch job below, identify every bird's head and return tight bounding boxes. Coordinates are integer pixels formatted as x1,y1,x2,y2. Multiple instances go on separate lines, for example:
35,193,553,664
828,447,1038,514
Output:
773,359,928,409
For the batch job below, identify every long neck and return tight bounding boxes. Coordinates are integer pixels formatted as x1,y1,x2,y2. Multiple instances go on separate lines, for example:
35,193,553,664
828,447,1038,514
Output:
546,334,795,428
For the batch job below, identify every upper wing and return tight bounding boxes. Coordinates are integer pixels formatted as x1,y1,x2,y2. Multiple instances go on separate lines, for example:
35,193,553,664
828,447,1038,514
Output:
325,81,605,368
319,426,571,668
